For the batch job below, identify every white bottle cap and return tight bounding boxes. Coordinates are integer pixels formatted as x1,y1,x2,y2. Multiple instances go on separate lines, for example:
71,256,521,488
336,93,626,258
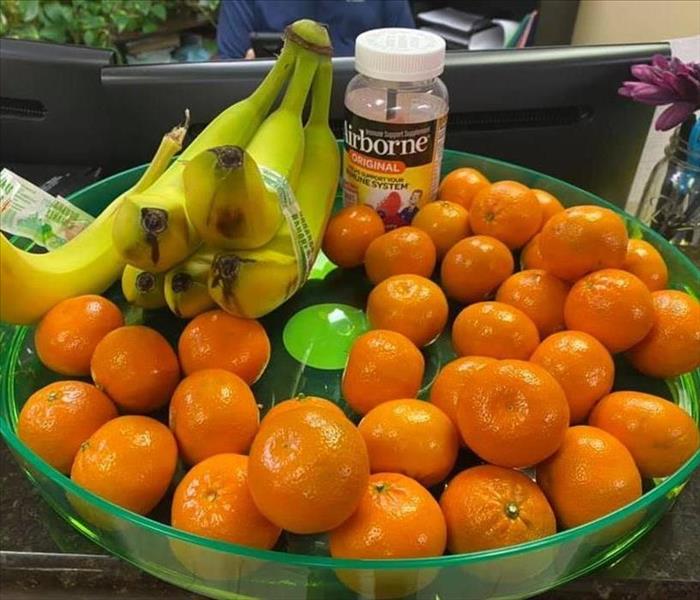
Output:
355,28,446,82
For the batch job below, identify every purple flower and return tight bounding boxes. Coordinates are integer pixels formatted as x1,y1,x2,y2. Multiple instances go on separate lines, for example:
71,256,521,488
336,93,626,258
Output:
619,54,700,131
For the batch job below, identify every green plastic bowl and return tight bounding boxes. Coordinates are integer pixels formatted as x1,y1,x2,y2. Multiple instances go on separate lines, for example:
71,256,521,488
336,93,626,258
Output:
1,149,698,600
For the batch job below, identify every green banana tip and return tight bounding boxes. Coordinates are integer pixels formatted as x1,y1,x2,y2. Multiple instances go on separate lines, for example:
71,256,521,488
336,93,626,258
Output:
285,20,332,56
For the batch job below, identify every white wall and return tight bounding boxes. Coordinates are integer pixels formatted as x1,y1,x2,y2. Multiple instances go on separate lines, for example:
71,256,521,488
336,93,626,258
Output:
573,0,700,45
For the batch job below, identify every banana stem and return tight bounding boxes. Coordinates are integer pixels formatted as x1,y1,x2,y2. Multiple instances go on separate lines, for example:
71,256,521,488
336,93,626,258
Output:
280,49,320,115
309,59,333,126
247,43,297,116
132,111,190,195
285,20,332,55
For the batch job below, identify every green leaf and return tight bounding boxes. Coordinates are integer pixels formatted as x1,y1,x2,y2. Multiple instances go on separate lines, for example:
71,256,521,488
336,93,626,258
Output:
82,15,106,29
141,21,158,34
39,24,67,43
151,4,167,21
84,29,96,46
134,1,151,16
42,2,65,24
59,5,73,23
114,14,130,32
20,0,40,21
16,24,40,39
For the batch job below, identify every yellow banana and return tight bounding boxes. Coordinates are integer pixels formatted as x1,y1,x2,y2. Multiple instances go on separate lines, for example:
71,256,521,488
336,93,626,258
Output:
121,265,167,309
0,119,189,325
209,248,300,318
182,145,282,249
111,188,198,273
111,28,303,273
164,248,216,318
208,56,339,318
245,41,321,191
294,59,340,239
182,23,327,252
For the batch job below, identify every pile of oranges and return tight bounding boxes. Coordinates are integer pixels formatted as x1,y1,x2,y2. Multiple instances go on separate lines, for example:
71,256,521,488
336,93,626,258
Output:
321,168,700,550
15,164,700,596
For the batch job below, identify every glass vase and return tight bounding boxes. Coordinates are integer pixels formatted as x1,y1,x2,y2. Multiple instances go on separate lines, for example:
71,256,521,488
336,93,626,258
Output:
636,123,700,264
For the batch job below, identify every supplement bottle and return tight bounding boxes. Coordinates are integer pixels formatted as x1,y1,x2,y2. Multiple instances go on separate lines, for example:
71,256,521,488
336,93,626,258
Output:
344,28,448,230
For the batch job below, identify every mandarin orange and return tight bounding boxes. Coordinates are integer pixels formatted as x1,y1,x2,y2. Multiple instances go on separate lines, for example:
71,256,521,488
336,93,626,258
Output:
532,189,564,224
495,269,569,338
18,381,117,474
440,235,514,304
456,360,569,468
247,407,369,534
622,239,669,292
626,290,700,378
538,205,628,281
330,472,446,598
322,205,385,268
71,415,177,515
178,310,270,384
171,453,281,549
342,330,425,415
589,391,699,478
520,233,546,270
169,369,259,465
440,465,556,553
90,325,180,413
366,274,448,347
358,399,459,487
469,181,542,249
564,269,654,353
452,301,540,360
35,295,123,376
429,355,497,433
364,226,437,285
411,200,471,258
536,425,642,529
530,331,615,423
438,167,490,209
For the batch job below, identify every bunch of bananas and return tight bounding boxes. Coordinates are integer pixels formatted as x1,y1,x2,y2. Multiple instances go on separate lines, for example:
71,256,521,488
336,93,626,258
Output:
1,20,338,325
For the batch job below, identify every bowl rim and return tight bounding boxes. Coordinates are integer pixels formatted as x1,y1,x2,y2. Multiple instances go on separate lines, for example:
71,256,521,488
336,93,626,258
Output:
1,150,699,571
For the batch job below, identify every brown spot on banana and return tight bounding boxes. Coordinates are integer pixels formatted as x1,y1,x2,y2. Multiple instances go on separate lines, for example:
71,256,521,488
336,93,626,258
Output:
140,208,168,265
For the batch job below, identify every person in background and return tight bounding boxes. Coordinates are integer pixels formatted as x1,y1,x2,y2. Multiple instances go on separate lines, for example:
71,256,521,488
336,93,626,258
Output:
217,0,415,59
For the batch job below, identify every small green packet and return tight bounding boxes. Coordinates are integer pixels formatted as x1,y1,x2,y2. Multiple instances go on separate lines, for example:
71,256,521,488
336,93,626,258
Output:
0,168,94,250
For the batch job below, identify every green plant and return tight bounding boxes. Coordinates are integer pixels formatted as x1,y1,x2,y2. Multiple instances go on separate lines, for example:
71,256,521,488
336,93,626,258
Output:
0,0,220,48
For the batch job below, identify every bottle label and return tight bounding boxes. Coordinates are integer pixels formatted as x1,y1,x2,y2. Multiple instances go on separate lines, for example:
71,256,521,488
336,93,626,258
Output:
260,166,315,290
343,111,447,229
0,168,94,250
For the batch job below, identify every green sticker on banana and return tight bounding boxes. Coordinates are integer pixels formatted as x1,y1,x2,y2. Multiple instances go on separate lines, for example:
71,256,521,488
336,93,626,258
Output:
261,166,315,287
0,168,94,250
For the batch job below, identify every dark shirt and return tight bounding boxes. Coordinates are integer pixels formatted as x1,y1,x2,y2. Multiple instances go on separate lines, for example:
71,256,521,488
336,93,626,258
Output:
217,0,415,58
398,205,419,225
